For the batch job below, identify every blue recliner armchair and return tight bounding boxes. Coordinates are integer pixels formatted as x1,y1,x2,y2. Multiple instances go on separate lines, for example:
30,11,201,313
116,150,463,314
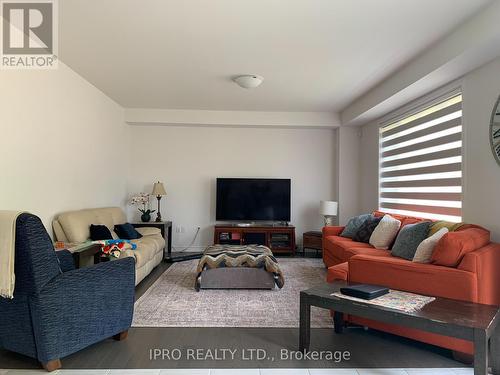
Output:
0,213,135,371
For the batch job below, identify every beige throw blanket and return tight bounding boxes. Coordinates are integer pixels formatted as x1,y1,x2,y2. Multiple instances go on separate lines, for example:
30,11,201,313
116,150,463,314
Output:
0,211,24,299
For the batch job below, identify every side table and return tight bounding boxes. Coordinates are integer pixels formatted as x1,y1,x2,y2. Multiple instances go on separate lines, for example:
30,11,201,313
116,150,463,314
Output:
131,221,172,261
57,243,102,268
303,231,322,256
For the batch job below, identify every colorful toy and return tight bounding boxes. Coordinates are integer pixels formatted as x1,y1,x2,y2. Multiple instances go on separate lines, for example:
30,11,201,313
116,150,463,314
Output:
92,239,137,259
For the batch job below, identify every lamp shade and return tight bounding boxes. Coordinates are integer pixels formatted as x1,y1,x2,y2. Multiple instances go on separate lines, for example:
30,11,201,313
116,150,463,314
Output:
319,201,338,216
152,181,167,196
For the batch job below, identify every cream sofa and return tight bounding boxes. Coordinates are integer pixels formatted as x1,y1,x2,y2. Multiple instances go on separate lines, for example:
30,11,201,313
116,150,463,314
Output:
52,207,165,285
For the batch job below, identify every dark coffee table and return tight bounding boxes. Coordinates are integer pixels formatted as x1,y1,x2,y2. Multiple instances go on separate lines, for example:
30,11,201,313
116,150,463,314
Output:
299,282,500,375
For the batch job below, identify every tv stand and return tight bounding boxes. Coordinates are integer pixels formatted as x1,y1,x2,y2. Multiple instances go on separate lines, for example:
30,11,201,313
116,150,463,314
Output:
214,224,296,255
236,223,252,227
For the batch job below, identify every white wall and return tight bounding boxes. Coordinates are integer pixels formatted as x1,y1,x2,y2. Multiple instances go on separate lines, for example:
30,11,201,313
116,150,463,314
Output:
358,123,380,214
462,57,500,242
0,63,126,232
0,62,338,247
341,0,500,126
126,126,336,249
358,56,500,241
125,108,340,128
337,127,361,224
6,55,497,246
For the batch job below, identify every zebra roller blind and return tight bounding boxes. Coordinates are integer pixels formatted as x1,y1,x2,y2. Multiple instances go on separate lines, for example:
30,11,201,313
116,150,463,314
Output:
379,92,463,222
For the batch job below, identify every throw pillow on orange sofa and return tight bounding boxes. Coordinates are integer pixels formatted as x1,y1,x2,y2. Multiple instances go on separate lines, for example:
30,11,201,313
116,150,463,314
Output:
431,227,490,267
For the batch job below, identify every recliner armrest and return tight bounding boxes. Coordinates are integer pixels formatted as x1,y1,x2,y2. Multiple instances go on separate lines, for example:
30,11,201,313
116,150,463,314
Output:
32,258,136,362
55,250,75,272
40,257,135,303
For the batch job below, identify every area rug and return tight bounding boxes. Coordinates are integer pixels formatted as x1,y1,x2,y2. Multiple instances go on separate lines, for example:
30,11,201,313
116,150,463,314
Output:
132,258,333,328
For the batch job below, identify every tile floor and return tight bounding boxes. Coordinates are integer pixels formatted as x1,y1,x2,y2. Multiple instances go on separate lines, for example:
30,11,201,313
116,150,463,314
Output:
0,368,476,375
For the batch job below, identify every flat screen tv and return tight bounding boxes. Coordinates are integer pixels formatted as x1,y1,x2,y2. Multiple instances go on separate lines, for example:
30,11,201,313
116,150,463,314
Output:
216,178,291,222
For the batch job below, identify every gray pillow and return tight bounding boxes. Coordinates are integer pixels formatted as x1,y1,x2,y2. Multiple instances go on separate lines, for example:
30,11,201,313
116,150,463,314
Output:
352,216,382,243
340,214,372,239
391,221,431,260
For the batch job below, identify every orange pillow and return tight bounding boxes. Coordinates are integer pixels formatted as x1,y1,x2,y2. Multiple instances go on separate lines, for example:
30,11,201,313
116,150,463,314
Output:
431,228,490,267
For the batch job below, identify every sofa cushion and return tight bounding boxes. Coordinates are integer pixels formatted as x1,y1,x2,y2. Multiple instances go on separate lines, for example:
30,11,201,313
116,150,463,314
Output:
391,221,431,260
352,215,382,243
58,211,114,243
55,207,126,243
369,214,401,249
431,227,490,267
327,234,356,242
348,254,478,302
343,246,391,260
131,235,165,267
147,233,167,251
131,237,156,263
340,214,371,238
324,236,373,263
413,227,448,264
326,236,382,262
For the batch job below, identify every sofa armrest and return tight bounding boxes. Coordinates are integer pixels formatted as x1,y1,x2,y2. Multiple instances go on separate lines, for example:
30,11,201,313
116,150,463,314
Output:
327,262,348,283
322,226,345,237
32,258,135,362
348,254,478,302
119,248,137,260
135,227,161,236
458,242,500,305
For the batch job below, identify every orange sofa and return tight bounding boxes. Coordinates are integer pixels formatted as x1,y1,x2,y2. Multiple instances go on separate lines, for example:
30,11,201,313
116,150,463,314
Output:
323,211,500,355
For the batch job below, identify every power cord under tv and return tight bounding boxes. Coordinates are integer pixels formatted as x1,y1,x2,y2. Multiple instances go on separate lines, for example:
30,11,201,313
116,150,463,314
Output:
172,226,201,253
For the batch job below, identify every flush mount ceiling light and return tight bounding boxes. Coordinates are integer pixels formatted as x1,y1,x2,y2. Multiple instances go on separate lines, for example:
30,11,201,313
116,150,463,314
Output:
233,75,264,89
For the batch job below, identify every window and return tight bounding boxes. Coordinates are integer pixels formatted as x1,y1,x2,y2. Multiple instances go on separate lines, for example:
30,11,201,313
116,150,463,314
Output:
379,92,463,222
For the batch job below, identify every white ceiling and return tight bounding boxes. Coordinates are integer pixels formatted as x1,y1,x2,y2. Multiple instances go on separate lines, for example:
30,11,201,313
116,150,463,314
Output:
59,0,491,112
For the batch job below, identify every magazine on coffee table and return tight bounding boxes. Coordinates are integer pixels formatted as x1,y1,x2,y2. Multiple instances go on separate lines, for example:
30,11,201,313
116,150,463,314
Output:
332,289,436,313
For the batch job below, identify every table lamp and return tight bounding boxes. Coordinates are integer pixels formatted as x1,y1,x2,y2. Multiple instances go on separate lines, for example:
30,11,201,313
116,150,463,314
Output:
152,181,167,222
319,200,338,226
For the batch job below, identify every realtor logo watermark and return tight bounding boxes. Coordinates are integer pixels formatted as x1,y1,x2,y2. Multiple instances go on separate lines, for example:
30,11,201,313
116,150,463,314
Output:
1,0,58,69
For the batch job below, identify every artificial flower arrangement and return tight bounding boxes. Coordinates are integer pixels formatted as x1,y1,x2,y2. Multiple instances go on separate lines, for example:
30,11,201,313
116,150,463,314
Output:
130,192,155,222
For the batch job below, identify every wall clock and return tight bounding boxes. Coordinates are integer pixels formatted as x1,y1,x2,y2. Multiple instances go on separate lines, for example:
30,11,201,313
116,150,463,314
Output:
491,95,500,165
